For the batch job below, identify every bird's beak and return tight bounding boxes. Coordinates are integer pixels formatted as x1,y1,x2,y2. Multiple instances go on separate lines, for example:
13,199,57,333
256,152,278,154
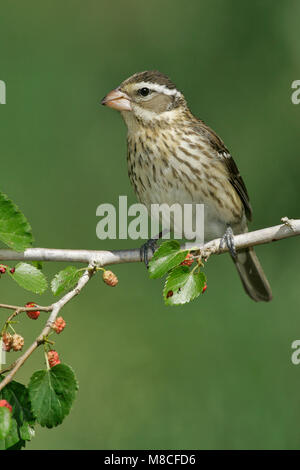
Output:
101,88,131,111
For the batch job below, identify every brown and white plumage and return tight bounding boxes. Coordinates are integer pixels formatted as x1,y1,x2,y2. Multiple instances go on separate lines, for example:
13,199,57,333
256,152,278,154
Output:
102,70,272,302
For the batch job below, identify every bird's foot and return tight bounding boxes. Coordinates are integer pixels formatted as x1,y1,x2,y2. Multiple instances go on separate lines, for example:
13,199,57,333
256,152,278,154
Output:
219,225,237,259
281,216,296,232
140,238,158,267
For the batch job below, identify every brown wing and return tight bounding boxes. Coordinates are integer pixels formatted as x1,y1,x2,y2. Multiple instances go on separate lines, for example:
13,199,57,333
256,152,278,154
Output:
190,118,252,221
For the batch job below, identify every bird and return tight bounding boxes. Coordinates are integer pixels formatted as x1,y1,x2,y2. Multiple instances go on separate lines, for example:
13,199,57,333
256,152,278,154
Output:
101,70,272,302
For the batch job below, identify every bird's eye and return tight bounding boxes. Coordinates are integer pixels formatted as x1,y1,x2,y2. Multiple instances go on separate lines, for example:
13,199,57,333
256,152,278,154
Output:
138,87,150,97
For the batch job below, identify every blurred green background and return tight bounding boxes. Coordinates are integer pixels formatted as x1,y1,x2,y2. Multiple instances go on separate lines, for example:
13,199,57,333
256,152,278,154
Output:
0,0,299,450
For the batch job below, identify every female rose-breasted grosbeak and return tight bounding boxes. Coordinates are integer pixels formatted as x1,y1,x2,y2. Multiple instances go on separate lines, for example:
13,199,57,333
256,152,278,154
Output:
102,71,272,302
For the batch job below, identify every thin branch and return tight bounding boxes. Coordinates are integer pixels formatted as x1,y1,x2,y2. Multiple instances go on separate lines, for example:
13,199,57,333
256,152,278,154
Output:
0,218,298,265
199,217,300,258
0,361,17,376
0,264,95,390
0,217,299,389
0,304,52,312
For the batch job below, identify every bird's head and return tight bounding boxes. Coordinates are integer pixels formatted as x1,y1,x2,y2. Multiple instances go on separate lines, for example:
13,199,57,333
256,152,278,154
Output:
101,70,187,127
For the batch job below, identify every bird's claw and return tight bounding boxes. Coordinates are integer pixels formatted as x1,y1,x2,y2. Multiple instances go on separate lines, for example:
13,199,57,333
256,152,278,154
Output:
140,238,158,267
220,226,237,259
281,216,296,232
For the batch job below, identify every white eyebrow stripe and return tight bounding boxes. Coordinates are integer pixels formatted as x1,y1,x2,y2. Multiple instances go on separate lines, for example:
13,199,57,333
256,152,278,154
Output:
135,81,181,97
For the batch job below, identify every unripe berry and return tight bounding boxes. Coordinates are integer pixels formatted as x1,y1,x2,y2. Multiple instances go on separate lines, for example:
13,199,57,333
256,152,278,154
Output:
0,400,12,413
25,302,40,320
47,350,61,368
12,334,24,351
180,253,194,267
52,316,66,334
2,332,13,352
102,270,118,287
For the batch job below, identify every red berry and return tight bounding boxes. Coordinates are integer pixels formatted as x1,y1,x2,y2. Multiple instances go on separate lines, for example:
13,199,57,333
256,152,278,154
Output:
202,283,207,294
180,253,194,267
10,267,15,274
25,302,40,320
52,316,66,334
0,266,6,274
166,290,173,298
47,350,61,368
0,400,12,413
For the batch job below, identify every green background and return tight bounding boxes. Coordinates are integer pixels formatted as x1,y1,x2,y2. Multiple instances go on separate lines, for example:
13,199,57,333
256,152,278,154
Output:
0,0,300,450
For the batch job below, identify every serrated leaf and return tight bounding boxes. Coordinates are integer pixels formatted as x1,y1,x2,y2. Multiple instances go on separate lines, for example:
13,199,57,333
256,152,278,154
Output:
0,407,12,439
7,262,47,294
0,191,33,251
148,240,188,279
0,380,35,428
0,380,34,449
28,363,78,428
51,266,83,296
163,266,206,306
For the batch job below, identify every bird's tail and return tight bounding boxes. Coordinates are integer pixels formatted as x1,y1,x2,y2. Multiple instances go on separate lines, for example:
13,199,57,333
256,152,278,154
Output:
233,247,272,302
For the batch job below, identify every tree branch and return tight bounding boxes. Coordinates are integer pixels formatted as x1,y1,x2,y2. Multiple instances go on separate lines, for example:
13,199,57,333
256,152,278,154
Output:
0,217,299,390
0,218,298,265
0,304,52,313
0,264,95,391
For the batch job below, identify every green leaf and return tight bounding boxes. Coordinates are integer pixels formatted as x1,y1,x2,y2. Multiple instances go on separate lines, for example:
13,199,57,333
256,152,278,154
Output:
5,436,26,450
0,380,35,449
19,421,35,441
0,191,33,251
163,266,206,306
148,240,188,279
0,418,21,449
8,262,47,294
31,261,43,271
28,363,78,428
0,381,35,428
51,266,83,296
0,407,12,439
